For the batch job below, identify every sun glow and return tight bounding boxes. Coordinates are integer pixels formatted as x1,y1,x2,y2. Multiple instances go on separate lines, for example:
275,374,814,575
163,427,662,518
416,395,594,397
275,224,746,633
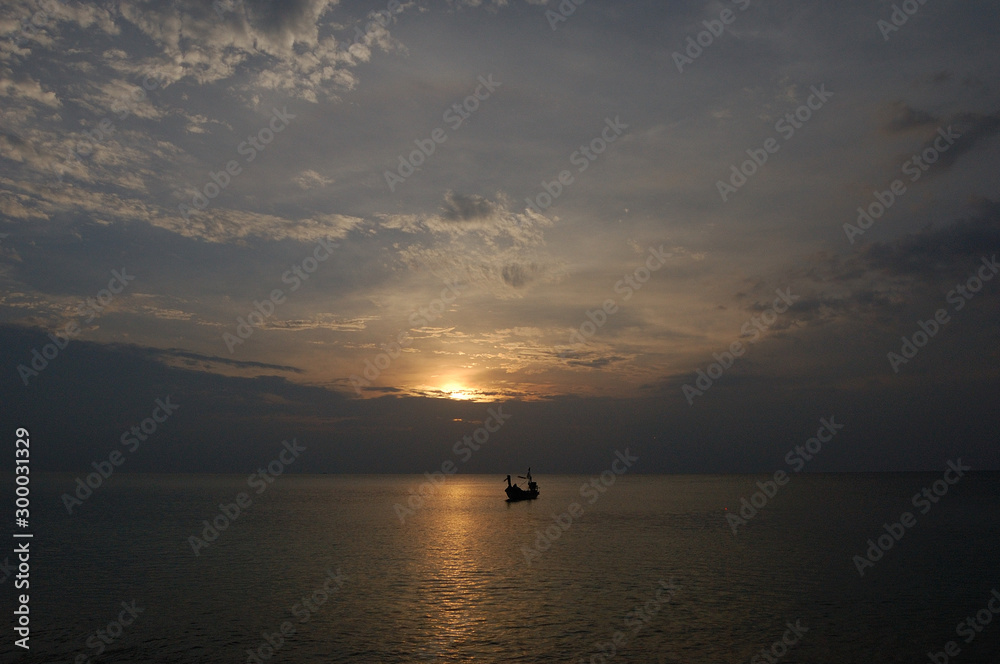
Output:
442,384,475,400
416,374,494,402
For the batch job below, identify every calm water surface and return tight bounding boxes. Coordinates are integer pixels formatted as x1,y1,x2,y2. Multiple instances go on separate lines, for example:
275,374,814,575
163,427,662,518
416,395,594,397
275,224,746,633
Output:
5,472,1000,663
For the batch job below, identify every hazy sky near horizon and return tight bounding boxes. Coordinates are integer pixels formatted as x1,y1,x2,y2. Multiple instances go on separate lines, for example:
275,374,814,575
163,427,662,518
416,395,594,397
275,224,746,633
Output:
2,0,999,472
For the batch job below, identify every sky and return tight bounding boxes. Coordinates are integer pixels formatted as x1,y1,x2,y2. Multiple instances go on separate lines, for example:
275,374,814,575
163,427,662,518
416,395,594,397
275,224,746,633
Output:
1,0,999,474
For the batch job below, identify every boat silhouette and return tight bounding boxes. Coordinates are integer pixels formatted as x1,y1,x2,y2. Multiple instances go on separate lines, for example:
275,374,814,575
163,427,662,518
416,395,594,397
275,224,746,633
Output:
504,468,539,502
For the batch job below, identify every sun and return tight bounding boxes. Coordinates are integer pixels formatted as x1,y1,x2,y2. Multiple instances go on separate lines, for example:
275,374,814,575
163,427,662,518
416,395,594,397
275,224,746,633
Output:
442,384,475,400
419,374,492,402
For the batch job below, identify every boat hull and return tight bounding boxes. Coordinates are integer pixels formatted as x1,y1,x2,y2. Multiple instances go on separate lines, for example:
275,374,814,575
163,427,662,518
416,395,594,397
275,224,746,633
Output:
505,487,539,502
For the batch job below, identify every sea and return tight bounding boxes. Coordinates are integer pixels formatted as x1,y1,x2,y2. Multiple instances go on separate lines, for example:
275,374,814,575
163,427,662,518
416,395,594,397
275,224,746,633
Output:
3,472,999,663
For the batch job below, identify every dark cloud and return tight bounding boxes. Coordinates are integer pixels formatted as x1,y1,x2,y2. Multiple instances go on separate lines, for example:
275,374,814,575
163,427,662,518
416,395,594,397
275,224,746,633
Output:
876,105,1000,179
439,191,498,222
566,355,629,369
939,110,1000,170
122,345,305,374
500,261,541,288
244,0,333,38
880,101,938,133
737,202,1000,322
860,200,1000,280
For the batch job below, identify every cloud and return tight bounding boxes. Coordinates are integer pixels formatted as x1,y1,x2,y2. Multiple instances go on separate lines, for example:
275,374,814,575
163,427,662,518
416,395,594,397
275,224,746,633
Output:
127,344,305,374
439,191,498,222
292,168,334,189
940,110,1000,170
151,209,363,244
385,193,564,298
0,189,48,220
0,1,119,53
730,201,1000,333
500,261,544,288
106,0,403,103
880,105,1000,174
71,77,166,120
261,314,375,331
879,100,937,133
566,356,627,369
1,171,365,244
860,200,1000,280
2,0,407,106
0,74,60,107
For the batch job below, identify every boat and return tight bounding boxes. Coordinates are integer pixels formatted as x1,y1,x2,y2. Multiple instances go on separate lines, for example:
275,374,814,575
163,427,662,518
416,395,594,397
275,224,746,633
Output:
504,468,539,502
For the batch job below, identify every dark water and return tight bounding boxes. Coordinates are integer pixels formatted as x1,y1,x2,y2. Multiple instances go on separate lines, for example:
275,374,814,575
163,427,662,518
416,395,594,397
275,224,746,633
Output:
3,472,1000,663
